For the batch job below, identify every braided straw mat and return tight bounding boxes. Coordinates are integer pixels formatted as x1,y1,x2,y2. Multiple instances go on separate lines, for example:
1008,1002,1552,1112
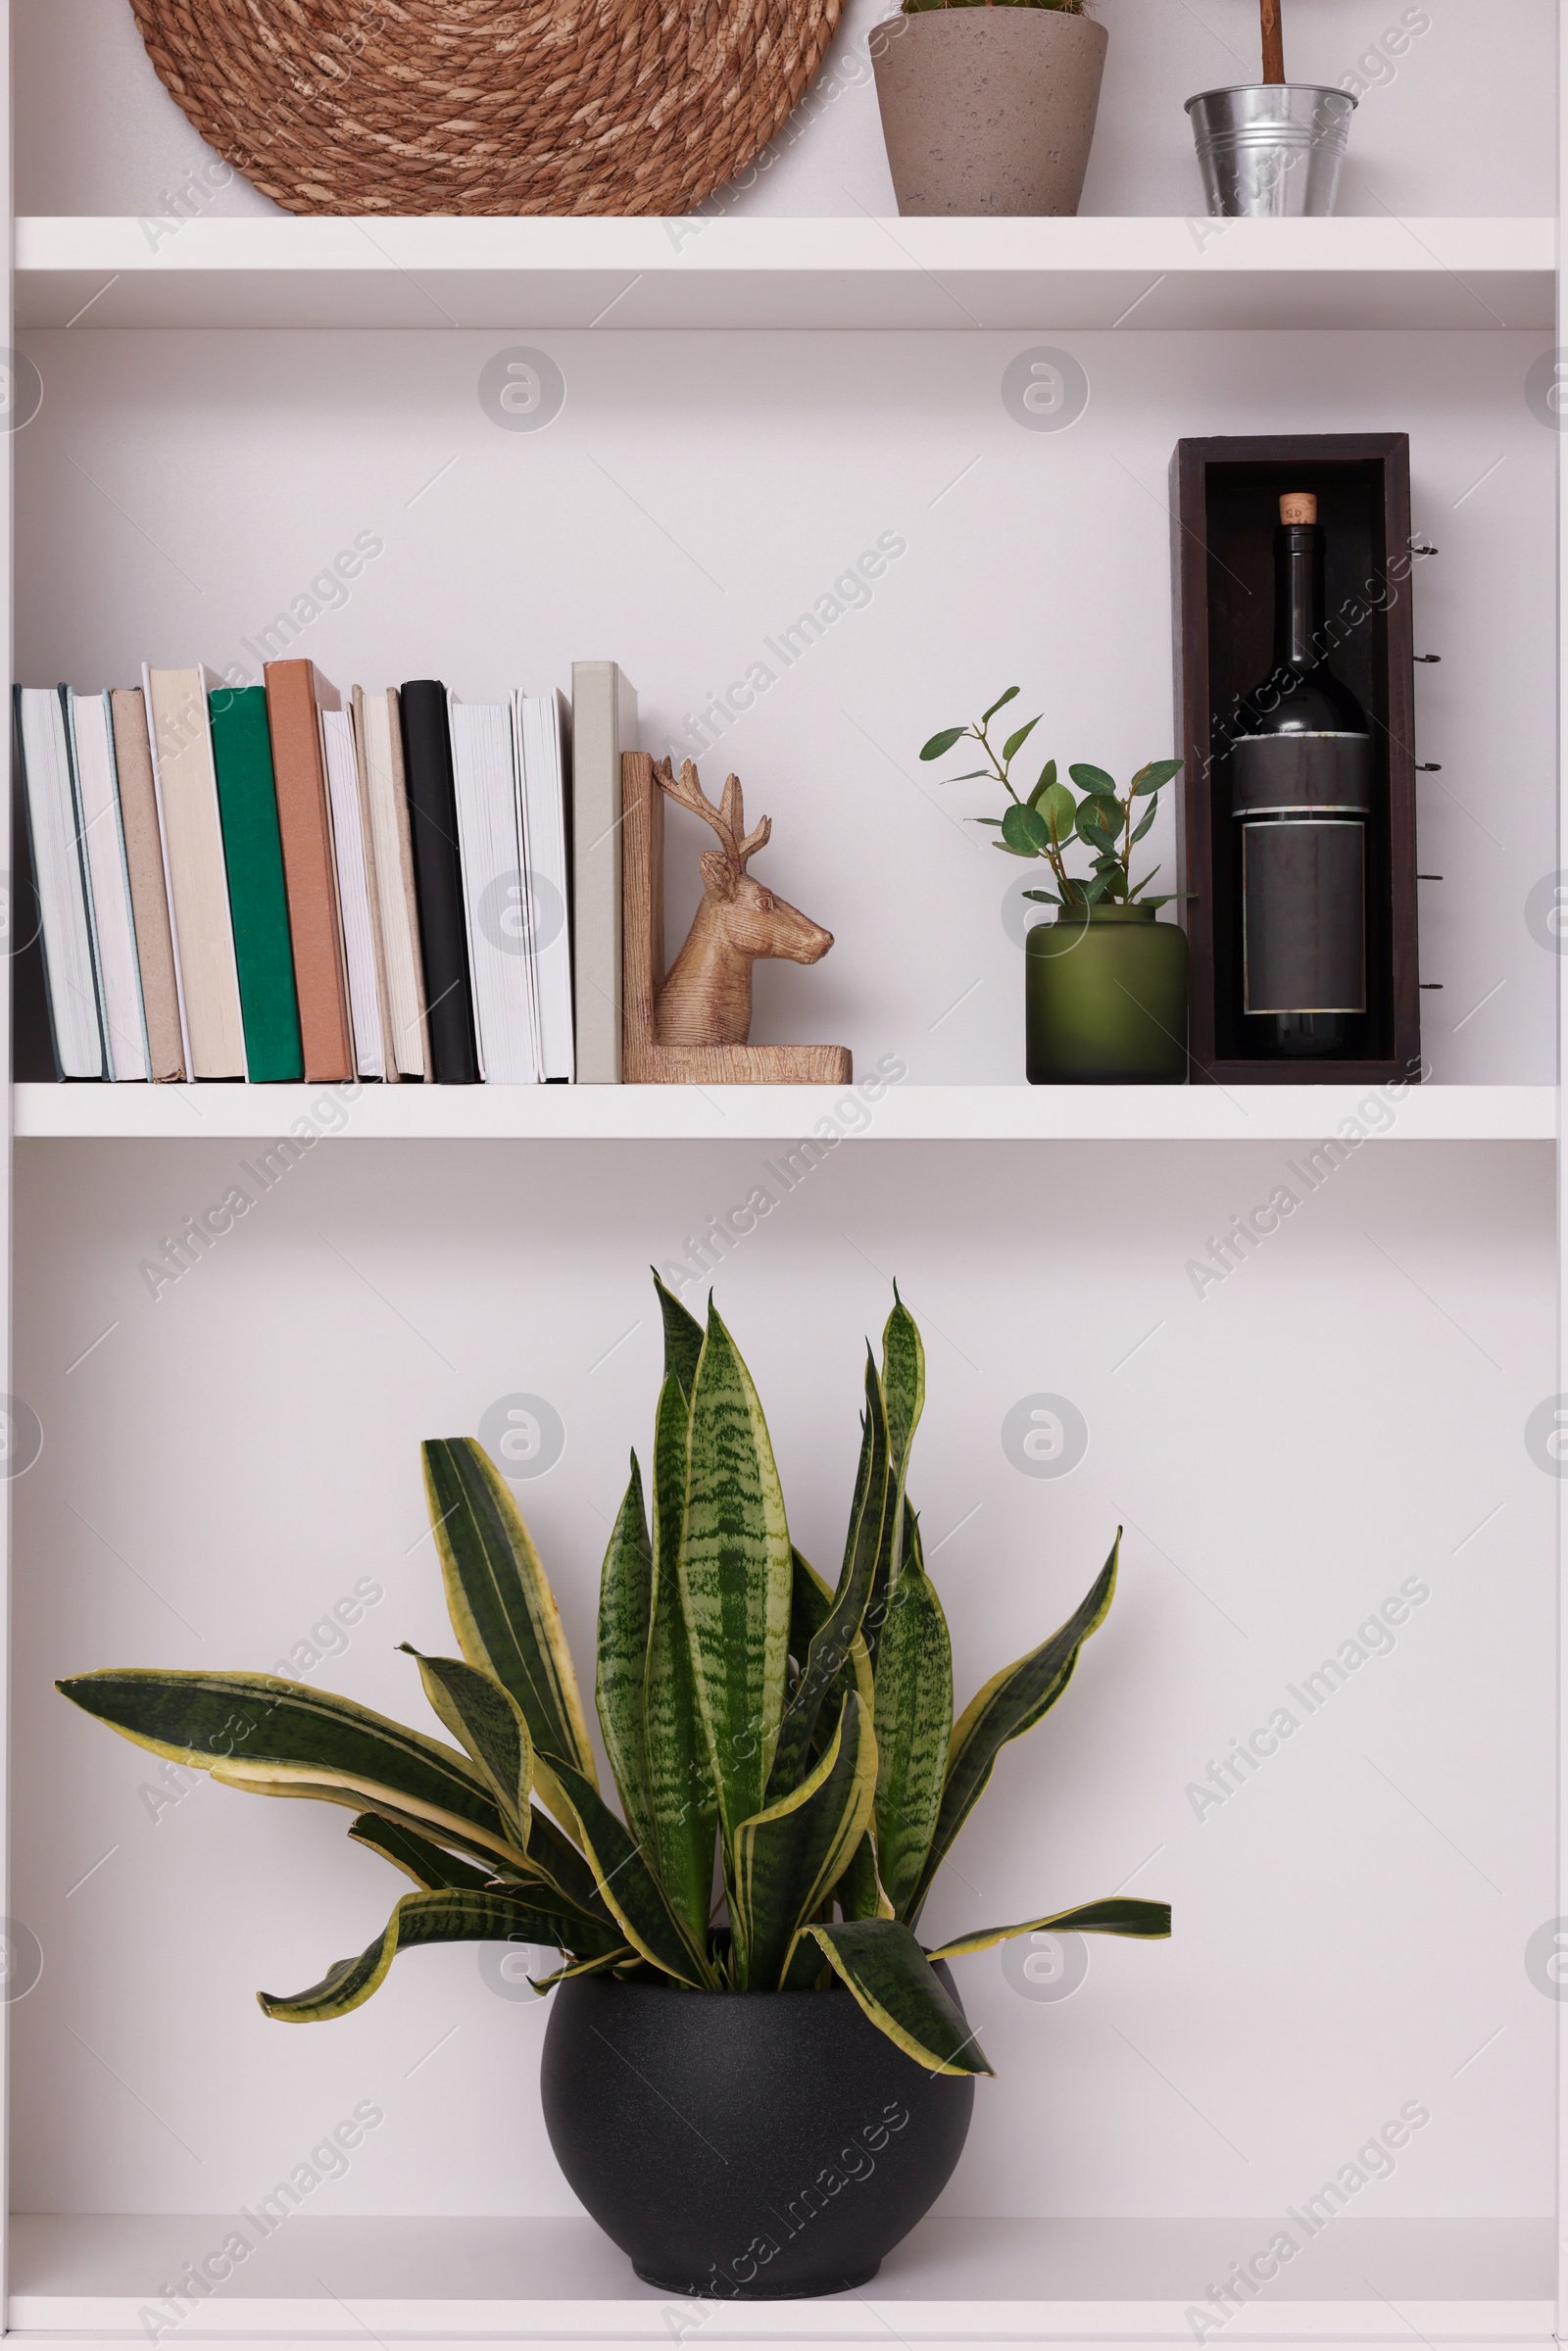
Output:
130,0,844,216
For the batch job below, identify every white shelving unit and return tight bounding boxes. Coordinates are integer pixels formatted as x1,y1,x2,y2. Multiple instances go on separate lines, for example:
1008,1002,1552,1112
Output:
14,214,1555,332
5,4,1562,2348
12,1080,1557,1142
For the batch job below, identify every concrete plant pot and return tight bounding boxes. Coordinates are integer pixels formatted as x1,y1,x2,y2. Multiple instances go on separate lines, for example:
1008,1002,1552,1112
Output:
869,6,1109,218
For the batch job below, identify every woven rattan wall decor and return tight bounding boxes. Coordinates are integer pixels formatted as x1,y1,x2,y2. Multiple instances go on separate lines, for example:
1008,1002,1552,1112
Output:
129,0,845,217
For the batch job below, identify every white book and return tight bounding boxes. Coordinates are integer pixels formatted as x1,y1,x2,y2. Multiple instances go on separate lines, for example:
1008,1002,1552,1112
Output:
67,691,151,1081
510,696,544,1087
142,664,246,1080
320,708,385,1081
448,692,538,1085
16,687,103,1079
517,689,574,1082
357,687,429,1080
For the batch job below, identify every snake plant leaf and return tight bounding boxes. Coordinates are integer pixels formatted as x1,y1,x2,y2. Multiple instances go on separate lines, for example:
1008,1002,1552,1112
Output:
769,1358,889,1797
510,1807,619,1930
908,1536,1120,1926
732,1693,877,1990
548,1758,716,1988
677,1303,793,1844
421,1438,597,1787
595,1455,657,1857
926,1896,1173,1962
348,1813,493,1892
644,1372,717,1948
808,1919,994,2078
872,1519,954,1921
56,1667,521,1865
258,1886,597,2024
398,1646,533,1847
531,1944,639,1991
653,1271,705,1401
837,1832,896,1921
881,1290,925,1507
207,1763,521,1875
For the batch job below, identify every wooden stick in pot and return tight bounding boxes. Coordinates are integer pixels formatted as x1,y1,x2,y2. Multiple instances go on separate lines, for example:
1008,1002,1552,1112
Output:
1261,0,1285,81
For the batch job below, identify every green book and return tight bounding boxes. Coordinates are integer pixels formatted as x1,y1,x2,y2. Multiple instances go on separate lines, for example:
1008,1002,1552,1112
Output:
208,686,304,1082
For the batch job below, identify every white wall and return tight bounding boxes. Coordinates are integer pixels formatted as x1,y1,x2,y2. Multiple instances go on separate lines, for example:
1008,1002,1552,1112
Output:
12,0,1556,220
15,324,1556,1084
11,1133,1553,2219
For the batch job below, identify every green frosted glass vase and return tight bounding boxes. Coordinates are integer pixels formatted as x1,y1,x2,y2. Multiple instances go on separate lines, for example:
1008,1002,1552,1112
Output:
1025,904,1189,1085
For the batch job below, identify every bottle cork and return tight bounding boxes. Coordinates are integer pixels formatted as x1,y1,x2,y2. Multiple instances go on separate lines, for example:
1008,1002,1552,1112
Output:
1280,492,1318,526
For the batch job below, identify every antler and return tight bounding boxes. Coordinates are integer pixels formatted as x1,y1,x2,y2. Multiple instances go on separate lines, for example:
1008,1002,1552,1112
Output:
656,759,771,874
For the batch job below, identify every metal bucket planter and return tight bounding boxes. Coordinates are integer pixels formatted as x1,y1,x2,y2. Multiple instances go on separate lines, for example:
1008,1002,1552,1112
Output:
1187,83,1356,218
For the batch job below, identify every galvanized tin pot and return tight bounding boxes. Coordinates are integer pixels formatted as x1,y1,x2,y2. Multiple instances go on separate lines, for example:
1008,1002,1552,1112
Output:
1187,83,1357,218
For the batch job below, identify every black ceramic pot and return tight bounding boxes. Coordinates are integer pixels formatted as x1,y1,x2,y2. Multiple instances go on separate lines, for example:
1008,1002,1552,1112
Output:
540,1970,975,2298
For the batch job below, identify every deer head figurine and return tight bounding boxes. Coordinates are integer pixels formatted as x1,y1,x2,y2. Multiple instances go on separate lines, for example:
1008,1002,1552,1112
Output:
654,759,834,1049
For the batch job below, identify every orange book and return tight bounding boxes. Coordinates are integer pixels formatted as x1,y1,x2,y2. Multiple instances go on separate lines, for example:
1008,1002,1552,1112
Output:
264,660,353,1082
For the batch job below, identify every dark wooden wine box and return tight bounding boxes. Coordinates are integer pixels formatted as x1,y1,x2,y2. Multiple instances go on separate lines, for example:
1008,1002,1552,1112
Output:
1169,433,1423,1086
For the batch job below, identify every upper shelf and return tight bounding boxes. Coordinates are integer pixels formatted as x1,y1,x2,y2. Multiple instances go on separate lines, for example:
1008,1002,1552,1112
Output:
13,216,1554,333
11,1083,1553,1143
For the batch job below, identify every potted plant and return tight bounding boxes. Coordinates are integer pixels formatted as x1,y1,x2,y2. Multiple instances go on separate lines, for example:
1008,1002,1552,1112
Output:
1187,0,1357,219
922,690,1189,1083
58,1279,1169,2300
869,0,1108,219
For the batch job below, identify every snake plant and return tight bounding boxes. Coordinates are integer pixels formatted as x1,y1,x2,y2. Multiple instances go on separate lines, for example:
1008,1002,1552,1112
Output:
58,1279,1168,2075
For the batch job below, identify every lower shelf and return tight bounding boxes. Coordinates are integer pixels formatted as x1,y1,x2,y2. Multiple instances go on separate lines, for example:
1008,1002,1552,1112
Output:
10,1083,1556,1144
7,2215,1553,2345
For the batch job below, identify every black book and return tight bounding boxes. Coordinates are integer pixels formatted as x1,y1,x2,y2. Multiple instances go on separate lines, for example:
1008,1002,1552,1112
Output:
12,710,59,1082
398,679,478,1085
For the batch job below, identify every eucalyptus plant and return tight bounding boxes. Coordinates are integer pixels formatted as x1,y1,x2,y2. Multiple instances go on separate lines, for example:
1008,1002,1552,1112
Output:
922,689,1184,913
58,1279,1168,2077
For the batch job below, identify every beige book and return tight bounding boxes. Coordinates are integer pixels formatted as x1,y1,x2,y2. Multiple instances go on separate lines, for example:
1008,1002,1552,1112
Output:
142,665,246,1079
570,661,636,1084
108,689,184,1081
349,689,401,1082
358,687,429,1079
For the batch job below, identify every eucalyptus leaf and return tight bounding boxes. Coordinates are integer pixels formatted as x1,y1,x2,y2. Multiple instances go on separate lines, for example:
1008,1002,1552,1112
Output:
1129,803,1157,846
920,727,967,761
1039,781,1078,849
1131,759,1183,797
1069,762,1119,800
1001,803,1051,857
1027,758,1059,808
1021,889,1061,906
1002,715,1041,763
980,687,1020,722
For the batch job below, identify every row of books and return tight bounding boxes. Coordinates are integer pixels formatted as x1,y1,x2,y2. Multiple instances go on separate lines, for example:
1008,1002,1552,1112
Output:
14,660,636,1084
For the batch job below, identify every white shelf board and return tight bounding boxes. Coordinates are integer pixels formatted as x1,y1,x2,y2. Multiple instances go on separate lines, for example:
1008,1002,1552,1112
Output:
10,1082,1554,1143
7,2214,1552,2344
12,217,1555,333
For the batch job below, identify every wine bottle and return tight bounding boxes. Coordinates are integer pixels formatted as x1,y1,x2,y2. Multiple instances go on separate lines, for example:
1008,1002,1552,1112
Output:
1231,491,1371,1057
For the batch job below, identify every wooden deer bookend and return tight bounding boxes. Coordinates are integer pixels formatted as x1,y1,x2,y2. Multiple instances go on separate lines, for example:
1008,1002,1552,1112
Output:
621,754,852,1086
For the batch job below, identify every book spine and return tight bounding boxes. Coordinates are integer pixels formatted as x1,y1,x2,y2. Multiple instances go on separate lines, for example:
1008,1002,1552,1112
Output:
398,680,477,1085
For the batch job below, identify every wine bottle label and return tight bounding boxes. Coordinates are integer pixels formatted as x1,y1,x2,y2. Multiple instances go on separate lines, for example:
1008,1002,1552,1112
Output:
1242,820,1366,1015
1231,732,1373,816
